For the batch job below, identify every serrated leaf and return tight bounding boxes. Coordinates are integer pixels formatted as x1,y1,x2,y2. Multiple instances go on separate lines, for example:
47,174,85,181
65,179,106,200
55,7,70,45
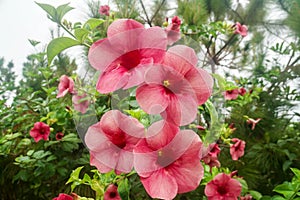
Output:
47,37,80,65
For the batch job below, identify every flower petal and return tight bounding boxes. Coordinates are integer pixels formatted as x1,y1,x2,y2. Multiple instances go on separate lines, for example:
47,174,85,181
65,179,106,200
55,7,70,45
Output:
107,19,144,37
140,169,178,200
136,84,169,114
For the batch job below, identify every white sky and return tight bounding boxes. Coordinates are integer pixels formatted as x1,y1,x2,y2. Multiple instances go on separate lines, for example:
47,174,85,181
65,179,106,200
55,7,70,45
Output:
0,0,91,77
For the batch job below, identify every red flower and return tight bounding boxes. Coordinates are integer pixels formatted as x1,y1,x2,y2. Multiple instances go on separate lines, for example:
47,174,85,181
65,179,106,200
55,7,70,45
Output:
29,122,50,142
247,118,261,130
230,138,246,161
136,45,213,126
234,22,248,37
202,155,221,169
165,16,182,45
238,87,247,96
57,75,75,98
99,5,110,16
224,89,239,100
104,184,121,200
201,143,221,170
134,120,203,199
52,193,73,200
88,19,167,93
56,132,64,140
85,110,144,174
72,94,89,114
205,173,242,200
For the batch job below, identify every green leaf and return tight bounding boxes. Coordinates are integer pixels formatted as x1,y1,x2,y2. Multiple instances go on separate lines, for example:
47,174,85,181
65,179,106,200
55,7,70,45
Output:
74,28,90,42
47,37,81,65
291,168,300,180
28,39,40,47
212,73,226,91
84,18,105,30
273,182,294,198
35,2,56,21
66,166,84,185
249,190,262,200
56,3,74,22
118,178,131,200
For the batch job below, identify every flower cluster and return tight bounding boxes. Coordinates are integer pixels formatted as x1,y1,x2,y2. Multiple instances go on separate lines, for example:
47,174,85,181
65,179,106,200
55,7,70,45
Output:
85,18,215,199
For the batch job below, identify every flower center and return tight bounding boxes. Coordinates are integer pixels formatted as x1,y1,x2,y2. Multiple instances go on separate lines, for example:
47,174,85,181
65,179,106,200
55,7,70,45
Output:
163,80,170,87
109,192,117,198
217,186,227,195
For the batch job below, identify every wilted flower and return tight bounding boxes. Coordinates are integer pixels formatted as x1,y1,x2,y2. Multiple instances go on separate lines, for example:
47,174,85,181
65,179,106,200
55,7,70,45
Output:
57,75,75,98
30,122,50,142
52,193,73,200
88,19,167,93
224,89,239,100
230,138,246,160
55,132,64,140
205,173,242,200
99,5,110,16
247,118,261,130
134,120,203,199
104,184,121,200
234,22,248,37
85,110,144,174
72,94,89,114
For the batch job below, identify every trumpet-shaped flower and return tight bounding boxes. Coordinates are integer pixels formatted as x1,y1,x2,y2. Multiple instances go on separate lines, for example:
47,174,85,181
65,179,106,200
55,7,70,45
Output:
165,16,181,45
30,122,51,142
247,118,261,130
136,45,213,126
205,173,242,200
104,184,121,200
56,75,75,98
234,22,248,37
134,120,203,199
88,19,168,93
224,89,239,100
230,138,246,161
85,110,145,174
52,193,73,200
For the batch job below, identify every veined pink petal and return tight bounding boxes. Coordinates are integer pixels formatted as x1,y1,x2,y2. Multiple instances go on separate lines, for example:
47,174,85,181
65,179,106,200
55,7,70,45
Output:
90,153,113,173
140,169,178,200
107,19,144,38
136,84,169,114
96,65,130,93
88,38,123,71
138,26,168,52
168,130,203,193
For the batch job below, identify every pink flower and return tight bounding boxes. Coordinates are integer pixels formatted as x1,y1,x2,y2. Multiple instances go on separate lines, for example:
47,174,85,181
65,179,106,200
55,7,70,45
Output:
104,184,121,200
30,122,50,142
52,193,73,200
205,173,242,200
201,143,221,170
134,120,203,199
88,19,168,93
247,118,261,130
57,75,75,98
228,123,236,132
99,5,110,16
165,16,181,45
55,132,64,140
224,89,239,100
202,155,221,169
234,22,248,37
239,87,247,96
136,45,213,126
230,138,246,160
72,94,89,114
85,110,144,174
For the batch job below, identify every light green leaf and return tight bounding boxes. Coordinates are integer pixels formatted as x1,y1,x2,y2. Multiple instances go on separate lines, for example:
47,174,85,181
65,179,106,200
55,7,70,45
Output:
47,37,81,65
273,182,294,198
84,18,105,30
249,190,262,200
35,2,56,21
56,3,74,22
74,28,90,42
291,168,300,180
212,73,226,91
66,166,84,185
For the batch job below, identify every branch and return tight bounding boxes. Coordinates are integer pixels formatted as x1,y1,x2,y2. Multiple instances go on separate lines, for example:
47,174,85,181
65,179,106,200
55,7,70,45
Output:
138,0,152,26
150,0,166,23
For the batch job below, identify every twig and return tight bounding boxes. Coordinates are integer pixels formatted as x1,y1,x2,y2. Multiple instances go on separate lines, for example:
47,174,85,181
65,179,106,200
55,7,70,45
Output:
138,0,152,26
